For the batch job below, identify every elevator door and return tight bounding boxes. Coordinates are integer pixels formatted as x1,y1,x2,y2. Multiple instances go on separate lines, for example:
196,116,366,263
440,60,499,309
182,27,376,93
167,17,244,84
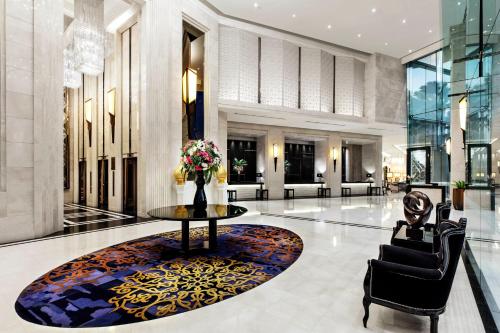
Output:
78,161,87,205
98,159,109,210
123,157,137,215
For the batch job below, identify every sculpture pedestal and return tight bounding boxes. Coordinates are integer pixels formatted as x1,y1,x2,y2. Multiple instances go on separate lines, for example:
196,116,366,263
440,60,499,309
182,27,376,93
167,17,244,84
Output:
217,183,228,204
175,184,185,205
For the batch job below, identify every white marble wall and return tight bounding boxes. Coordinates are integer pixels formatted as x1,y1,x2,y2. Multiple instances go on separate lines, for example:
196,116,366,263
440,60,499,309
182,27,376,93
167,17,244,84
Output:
0,0,64,243
364,53,406,124
219,26,366,117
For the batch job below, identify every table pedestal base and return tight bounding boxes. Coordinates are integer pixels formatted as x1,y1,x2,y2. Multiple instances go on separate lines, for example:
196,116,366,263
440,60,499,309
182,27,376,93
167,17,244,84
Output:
181,219,218,252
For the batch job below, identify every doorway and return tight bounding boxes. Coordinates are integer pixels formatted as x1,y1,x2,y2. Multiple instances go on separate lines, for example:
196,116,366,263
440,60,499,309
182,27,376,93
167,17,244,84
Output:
78,160,86,205
98,159,109,209
122,157,137,215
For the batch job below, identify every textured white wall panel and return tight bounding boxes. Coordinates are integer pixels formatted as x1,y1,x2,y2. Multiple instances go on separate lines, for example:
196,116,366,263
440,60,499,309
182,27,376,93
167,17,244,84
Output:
238,30,258,103
335,56,354,115
300,47,321,111
218,26,239,101
260,37,283,106
282,41,299,109
353,59,365,117
320,51,334,113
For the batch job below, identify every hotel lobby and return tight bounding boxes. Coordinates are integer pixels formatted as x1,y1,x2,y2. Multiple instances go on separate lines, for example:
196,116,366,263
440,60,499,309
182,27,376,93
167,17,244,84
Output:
0,0,499,332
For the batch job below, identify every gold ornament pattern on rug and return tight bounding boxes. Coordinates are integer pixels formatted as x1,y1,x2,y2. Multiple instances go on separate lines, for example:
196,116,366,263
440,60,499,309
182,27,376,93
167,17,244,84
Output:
109,256,270,320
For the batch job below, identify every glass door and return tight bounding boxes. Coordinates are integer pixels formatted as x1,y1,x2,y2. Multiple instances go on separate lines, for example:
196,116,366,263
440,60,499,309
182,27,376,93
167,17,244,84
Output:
407,147,431,184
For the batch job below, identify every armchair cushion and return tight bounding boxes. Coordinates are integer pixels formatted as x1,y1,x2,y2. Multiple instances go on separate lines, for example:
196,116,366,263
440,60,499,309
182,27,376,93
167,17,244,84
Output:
370,259,442,280
379,244,438,269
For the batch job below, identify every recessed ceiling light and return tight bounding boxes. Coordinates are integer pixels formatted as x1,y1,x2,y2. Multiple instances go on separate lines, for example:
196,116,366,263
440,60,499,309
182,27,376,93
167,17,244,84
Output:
253,2,259,8
327,24,332,29
384,42,388,46
457,1,461,5
408,49,413,53
292,13,296,18
402,19,407,24
357,33,362,38
428,29,433,33
371,8,377,13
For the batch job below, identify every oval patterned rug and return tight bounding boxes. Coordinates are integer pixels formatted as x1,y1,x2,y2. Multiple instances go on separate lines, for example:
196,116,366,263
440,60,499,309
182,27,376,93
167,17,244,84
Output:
15,224,303,328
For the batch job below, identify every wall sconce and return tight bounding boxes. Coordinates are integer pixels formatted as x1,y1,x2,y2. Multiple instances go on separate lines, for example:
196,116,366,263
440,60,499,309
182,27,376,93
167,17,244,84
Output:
273,144,279,172
332,147,338,172
459,95,467,149
107,88,116,144
445,137,451,172
182,67,197,105
84,98,92,147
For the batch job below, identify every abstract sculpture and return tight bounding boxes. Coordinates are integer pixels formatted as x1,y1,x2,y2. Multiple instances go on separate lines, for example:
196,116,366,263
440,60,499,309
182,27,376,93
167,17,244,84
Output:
403,191,433,230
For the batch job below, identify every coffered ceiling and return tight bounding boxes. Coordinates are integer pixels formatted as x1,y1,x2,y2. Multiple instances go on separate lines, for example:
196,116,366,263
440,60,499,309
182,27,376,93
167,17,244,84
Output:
205,0,442,58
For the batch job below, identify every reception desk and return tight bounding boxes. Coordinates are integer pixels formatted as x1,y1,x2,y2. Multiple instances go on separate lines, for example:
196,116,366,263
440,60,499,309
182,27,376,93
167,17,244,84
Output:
227,183,263,200
284,183,325,198
341,182,376,196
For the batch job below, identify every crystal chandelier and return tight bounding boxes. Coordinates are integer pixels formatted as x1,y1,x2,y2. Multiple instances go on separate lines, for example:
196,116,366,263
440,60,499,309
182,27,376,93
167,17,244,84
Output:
64,42,82,88
74,0,104,76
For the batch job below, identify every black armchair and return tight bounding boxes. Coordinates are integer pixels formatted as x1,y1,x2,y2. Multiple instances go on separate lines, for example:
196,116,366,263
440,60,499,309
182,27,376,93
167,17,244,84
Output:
363,219,467,333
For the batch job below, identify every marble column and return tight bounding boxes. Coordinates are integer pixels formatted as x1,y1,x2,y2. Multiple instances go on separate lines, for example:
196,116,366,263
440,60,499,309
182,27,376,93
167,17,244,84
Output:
327,134,342,197
138,0,182,216
266,128,284,199
449,23,467,198
33,0,64,237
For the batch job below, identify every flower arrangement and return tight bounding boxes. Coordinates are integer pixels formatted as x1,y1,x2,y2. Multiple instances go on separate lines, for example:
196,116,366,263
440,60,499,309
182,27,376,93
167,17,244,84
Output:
180,139,222,182
233,158,247,174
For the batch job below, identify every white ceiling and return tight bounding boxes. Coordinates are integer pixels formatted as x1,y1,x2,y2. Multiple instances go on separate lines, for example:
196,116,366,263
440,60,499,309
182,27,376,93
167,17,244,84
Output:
206,0,442,58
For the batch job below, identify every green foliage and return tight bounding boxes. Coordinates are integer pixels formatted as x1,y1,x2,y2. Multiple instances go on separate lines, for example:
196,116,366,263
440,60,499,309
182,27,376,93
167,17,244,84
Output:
453,180,466,189
233,158,247,173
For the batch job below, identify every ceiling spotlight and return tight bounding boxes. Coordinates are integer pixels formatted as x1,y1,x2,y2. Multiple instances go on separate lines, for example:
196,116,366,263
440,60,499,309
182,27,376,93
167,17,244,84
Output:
327,24,332,29
357,33,362,38
253,2,259,8
402,19,407,24
457,1,461,5
292,13,296,18
384,42,388,46
428,29,433,33
408,49,413,53
371,8,377,13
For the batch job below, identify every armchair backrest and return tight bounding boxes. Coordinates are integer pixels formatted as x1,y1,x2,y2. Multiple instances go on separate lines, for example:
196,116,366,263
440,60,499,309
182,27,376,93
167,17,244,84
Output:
435,218,467,306
435,201,451,227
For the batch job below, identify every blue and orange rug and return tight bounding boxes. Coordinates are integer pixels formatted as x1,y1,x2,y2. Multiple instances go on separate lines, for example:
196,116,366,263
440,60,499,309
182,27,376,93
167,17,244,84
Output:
15,224,303,327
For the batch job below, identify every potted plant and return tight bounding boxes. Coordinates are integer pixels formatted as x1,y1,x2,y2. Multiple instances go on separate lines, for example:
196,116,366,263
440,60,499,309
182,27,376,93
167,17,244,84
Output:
452,180,466,211
180,140,222,209
232,158,247,182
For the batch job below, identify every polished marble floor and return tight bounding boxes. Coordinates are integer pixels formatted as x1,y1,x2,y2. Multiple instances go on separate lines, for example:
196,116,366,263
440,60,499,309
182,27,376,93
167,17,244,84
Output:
0,194,486,332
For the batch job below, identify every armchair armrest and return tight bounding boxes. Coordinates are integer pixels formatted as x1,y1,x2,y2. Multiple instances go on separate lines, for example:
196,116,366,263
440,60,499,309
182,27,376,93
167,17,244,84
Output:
380,244,438,268
369,259,442,280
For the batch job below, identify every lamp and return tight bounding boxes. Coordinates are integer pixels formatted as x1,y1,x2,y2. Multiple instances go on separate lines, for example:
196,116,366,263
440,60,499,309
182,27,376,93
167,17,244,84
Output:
459,95,467,148
332,147,338,172
445,137,451,172
84,99,92,147
182,67,197,104
107,88,116,143
273,144,279,172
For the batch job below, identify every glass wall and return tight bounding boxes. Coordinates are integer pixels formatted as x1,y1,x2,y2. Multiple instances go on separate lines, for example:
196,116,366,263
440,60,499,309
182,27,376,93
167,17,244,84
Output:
407,50,451,186
441,0,500,328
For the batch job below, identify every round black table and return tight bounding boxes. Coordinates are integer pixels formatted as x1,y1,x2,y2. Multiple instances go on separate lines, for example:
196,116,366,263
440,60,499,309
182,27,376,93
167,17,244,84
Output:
148,204,247,252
